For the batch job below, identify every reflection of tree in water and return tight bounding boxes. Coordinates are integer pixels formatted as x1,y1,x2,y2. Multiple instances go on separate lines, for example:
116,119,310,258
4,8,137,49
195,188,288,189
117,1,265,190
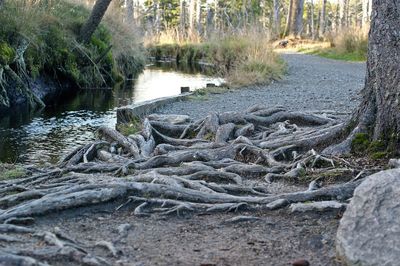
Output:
0,105,40,163
114,81,135,107
0,89,117,164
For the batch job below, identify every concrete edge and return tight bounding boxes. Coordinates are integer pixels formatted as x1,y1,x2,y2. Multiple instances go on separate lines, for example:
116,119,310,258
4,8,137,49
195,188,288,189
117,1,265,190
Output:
116,92,193,124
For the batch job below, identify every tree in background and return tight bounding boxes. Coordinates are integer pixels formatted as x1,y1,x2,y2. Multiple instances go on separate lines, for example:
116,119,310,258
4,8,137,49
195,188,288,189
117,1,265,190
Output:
84,0,374,41
79,0,113,43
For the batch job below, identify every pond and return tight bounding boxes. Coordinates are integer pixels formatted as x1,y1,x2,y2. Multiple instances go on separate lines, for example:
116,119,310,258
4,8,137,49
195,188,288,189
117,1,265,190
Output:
0,63,223,165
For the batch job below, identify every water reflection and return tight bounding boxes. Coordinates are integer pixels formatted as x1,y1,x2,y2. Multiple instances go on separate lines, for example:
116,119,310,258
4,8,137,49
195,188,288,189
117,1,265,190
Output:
0,64,222,164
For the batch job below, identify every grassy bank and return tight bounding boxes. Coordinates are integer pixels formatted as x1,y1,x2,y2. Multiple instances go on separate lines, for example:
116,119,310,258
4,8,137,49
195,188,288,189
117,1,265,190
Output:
0,163,26,181
147,34,285,88
0,0,145,110
293,30,367,62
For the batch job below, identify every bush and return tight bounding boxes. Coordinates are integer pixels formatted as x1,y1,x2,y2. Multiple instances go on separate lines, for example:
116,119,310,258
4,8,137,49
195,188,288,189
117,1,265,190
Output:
0,0,145,89
146,32,285,87
322,29,368,61
0,42,15,65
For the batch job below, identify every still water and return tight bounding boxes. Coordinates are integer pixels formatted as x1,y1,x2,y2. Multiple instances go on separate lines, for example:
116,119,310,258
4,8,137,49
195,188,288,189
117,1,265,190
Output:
0,63,222,165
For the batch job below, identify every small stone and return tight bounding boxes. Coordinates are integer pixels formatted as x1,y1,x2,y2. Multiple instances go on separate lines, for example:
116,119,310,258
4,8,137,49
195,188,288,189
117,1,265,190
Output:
388,158,400,168
291,259,310,266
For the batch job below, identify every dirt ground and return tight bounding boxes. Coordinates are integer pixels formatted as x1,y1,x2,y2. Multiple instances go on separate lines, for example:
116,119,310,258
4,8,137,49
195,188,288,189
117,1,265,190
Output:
3,199,344,266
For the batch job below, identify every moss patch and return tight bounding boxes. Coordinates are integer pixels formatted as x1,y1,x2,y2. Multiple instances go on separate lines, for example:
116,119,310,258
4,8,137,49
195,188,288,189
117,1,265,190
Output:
351,133,389,159
117,117,142,136
0,164,26,180
351,133,370,154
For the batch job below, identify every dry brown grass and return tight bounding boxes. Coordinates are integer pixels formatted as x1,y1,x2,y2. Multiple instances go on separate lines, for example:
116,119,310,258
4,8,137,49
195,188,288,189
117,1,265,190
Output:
146,27,285,87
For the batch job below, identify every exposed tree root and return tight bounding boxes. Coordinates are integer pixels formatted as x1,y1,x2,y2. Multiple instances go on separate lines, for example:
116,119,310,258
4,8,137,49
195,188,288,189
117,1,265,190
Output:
0,105,382,264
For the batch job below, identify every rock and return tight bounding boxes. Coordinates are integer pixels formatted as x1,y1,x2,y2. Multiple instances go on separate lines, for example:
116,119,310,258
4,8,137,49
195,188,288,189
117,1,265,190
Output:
266,199,289,210
290,201,346,213
388,158,400,168
291,259,310,266
336,169,400,266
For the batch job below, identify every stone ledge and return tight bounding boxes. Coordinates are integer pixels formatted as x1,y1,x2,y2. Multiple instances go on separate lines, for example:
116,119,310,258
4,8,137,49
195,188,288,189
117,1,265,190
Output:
116,92,193,124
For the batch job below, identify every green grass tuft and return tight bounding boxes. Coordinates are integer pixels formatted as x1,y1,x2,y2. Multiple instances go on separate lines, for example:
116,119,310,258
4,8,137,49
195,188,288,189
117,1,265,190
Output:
0,164,26,180
117,117,142,136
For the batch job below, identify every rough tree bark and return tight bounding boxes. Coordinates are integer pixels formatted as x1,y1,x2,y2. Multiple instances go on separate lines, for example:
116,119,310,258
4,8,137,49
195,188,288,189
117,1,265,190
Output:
338,0,346,30
196,0,202,34
205,3,213,37
273,0,280,37
357,0,400,142
188,0,195,33
284,0,293,36
290,0,304,37
310,0,315,39
324,0,400,155
318,0,326,37
126,0,134,24
79,0,113,43
179,0,186,35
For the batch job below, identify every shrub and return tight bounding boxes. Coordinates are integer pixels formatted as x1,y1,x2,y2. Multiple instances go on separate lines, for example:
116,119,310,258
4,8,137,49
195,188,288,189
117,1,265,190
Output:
146,31,285,87
0,0,145,90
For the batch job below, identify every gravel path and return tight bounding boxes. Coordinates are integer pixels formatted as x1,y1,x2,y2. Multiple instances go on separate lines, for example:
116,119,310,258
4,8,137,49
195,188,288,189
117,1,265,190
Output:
158,52,366,119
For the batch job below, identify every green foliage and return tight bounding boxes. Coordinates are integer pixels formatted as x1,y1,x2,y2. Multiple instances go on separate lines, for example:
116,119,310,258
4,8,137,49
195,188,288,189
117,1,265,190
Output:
351,133,370,154
351,133,388,159
371,152,387,160
0,0,145,90
0,43,15,65
0,164,26,181
117,117,142,136
143,0,180,28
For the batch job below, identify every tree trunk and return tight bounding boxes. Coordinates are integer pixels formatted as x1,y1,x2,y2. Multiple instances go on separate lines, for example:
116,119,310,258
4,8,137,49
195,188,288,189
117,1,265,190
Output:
189,0,195,33
318,0,326,37
356,0,400,142
79,0,113,43
325,0,400,155
339,0,346,31
289,0,304,37
214,0,219,32
126,0,134,24
196,0,202,34
362,0,368,28
284,0,293,36
310,0,315,39
273,0,280,37
154,0,162,33
334,2,339,32
205,3,213,37
179,0,186,35
368,0,372,18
